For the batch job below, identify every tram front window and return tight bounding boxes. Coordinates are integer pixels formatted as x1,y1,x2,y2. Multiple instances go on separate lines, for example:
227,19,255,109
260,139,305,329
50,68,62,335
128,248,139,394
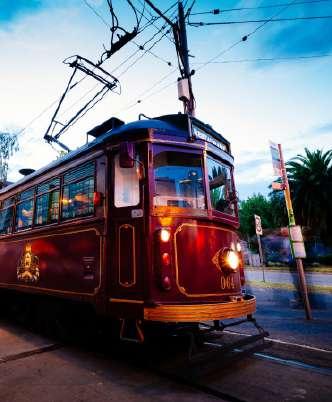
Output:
153,151,205,209
207,157,235,216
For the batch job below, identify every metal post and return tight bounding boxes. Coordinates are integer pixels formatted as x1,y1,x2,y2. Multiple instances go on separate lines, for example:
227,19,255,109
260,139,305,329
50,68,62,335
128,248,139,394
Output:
278,144,312,320
257,234,265,282
178,1,195,116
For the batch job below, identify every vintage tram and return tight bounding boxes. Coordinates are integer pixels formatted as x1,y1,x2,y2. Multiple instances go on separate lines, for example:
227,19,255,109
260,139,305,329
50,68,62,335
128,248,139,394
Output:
0,113,256,342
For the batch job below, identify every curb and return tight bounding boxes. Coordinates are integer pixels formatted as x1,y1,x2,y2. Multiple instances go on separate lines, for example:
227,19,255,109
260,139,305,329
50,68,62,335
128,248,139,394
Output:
246,280,332,295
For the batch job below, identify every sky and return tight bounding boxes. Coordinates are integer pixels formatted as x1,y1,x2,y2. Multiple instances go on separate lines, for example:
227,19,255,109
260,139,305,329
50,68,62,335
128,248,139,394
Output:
0,0,331,199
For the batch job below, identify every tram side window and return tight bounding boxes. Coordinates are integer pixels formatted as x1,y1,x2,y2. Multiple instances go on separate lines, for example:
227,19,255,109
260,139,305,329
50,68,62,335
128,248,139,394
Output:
61,162,95,220
114,153,140,208
207,157,235,216
0,197,15,235
34,178,60,226
16,188,34,231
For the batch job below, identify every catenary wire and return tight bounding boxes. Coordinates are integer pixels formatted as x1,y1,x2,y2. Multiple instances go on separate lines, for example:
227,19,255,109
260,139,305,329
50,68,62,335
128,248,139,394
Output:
195,0,299,72
18,1,175,136
118,0,301,111
189,15,332,26
59,19,176,119
82,0,173,67
193,53,332,64
190,0,332,16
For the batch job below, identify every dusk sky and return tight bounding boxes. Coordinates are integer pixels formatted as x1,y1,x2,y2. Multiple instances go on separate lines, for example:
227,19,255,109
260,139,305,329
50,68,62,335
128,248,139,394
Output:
1,0,331,199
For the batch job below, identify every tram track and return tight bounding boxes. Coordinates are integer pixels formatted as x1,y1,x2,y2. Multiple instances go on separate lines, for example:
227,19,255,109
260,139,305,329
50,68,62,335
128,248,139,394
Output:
0,343,62,364
1,317,331,402
143,332,332,402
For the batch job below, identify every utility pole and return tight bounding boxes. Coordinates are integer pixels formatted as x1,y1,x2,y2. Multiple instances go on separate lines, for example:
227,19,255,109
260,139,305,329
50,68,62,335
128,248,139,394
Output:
271,142,312,320
145,0,196,116
177,1,195,116
278,144,312,320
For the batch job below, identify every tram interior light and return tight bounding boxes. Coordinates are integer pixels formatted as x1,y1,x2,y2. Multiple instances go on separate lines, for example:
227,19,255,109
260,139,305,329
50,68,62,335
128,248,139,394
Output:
160,228,171,242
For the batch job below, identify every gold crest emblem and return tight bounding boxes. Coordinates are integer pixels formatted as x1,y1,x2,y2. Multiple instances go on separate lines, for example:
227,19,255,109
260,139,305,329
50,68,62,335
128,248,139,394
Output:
17,244,40,283
212,248,223,271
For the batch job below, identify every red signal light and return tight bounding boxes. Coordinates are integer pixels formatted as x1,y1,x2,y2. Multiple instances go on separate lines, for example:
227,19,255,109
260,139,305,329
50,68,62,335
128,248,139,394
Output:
161,252,171,266
93,192,103,207
162,275,171,290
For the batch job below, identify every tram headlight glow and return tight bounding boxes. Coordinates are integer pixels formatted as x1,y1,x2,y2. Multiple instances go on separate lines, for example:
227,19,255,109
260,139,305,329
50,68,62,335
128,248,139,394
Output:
160,228,171,242
225,250,239,271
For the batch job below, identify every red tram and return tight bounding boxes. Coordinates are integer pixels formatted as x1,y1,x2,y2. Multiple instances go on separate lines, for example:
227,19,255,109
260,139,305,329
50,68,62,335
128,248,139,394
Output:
0,114,256,342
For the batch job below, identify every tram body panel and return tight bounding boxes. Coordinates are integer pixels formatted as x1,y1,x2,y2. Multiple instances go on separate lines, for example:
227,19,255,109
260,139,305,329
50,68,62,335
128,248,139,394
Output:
0,226,102,297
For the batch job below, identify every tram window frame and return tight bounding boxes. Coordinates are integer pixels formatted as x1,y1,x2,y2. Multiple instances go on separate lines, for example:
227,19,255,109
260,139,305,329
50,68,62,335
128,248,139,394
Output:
0,196,15,235
114,153,141,208
206,155,236,217
152,148,206,211
15,187,35,231
61,161,96,221
34,177,60,227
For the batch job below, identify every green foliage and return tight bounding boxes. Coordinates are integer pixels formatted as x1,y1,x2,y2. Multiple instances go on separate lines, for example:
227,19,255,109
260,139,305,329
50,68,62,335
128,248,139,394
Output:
0,131,19,185
239,148,332,244
287,148,332,239
239,193,282,238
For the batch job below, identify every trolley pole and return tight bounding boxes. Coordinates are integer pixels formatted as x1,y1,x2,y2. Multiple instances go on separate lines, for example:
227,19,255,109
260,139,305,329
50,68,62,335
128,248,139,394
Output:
278,144,312,320
145,1,196,116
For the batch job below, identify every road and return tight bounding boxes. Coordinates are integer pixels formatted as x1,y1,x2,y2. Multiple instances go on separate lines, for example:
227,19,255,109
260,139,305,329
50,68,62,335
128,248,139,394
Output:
0,316,331,402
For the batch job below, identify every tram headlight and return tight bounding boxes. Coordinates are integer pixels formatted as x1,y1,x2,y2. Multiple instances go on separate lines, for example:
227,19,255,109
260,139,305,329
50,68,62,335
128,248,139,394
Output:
225,249,239,271
160,228,171,242
236,242,242,252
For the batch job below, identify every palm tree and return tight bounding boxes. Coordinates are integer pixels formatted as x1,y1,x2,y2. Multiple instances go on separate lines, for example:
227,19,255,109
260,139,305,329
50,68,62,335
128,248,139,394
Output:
287,148,332,239
0,131,19,187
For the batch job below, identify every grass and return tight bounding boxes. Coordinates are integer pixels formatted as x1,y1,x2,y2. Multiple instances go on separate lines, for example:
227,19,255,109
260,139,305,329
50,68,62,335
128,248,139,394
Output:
245,265,332,274
246,280,332,294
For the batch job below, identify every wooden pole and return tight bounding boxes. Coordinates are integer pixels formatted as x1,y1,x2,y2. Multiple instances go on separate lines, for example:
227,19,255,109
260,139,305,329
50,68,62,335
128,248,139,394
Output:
278,144,312,320
257,234,265,282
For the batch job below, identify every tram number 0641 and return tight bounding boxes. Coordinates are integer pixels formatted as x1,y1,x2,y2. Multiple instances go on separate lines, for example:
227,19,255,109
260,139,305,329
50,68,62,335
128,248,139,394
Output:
220,275,235,290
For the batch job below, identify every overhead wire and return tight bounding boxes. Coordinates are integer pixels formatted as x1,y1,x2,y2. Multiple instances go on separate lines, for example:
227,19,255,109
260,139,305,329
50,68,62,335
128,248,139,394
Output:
194,0,300,73
189,15,332,26
190,0,332,16
59,14,177,120
18,0,175,137
118,0,303,111
194,53,332,64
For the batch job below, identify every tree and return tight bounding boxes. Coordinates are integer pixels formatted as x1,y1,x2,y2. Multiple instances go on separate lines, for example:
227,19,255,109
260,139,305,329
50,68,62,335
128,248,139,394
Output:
239,193,275,238
287,148,332,239
0,131,19,186
268,186,288,228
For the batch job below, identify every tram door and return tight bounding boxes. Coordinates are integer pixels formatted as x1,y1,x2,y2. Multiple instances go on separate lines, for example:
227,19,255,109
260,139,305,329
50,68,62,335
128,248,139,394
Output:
109,148,145,302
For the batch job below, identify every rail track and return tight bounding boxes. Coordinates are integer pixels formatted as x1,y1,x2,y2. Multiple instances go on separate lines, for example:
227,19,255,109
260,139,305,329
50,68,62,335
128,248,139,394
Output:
1,316,331,402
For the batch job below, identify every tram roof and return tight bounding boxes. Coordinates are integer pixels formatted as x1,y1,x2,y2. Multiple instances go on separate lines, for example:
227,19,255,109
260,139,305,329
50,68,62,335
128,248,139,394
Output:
0,114,229,195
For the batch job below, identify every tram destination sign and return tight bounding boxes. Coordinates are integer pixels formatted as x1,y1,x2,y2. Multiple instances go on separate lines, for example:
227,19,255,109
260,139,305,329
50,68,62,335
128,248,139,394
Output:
192,125,227,152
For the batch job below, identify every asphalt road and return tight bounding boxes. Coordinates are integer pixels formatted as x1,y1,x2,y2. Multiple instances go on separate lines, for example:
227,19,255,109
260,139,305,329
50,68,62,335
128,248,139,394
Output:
0,318,331,402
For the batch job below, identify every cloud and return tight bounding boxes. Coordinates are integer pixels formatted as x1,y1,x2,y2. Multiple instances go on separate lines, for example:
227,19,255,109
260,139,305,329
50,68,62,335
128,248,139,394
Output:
259,3,332,57
312,122,332,134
